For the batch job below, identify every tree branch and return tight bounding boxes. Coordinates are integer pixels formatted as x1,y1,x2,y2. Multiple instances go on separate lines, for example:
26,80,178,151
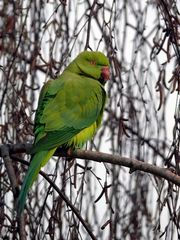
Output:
0,145,27,240
0,145,19,197
1,143,180,187
12,156,97,240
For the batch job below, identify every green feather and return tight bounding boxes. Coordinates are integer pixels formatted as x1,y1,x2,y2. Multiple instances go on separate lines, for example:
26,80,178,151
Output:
17,148,56,215
17,51,109,215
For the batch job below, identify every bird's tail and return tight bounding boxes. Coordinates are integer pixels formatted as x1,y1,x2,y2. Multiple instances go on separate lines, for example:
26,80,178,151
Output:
17,148,56,216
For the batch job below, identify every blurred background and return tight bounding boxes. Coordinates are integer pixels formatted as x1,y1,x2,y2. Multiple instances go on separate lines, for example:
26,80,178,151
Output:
0,0,180,239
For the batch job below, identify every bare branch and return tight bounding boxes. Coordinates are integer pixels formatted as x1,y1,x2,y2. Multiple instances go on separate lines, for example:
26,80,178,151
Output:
1,143,180,187
0,145,18,198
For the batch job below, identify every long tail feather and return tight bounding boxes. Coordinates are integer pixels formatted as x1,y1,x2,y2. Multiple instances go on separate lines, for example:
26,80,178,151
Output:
17,148,56,216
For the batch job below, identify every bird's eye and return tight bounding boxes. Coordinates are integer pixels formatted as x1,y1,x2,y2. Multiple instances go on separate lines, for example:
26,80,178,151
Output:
90,60,96,66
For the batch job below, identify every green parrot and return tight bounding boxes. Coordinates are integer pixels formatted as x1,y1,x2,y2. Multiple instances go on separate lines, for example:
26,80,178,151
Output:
17,51,110,215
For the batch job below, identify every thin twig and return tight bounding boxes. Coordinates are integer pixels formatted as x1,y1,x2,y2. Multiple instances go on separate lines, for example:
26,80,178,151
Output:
13,156,97,240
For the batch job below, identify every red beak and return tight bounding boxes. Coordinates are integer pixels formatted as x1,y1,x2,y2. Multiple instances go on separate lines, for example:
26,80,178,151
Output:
101,66,110,81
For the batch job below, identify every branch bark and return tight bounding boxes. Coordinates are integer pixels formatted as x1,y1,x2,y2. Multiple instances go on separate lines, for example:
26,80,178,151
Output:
0,145,19,197
1,143,180,187
0,145,27,240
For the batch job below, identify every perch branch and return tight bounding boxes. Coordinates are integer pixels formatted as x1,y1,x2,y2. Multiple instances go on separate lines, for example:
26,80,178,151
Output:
1,143,180,186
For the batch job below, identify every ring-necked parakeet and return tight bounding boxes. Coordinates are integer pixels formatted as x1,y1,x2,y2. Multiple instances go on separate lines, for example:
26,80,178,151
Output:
17,51,110,215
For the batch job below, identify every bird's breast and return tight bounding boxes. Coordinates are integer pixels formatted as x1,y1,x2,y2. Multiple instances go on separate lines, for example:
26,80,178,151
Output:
67,122,97,148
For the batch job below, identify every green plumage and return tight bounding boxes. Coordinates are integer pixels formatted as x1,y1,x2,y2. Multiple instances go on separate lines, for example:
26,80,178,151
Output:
17,51,110,215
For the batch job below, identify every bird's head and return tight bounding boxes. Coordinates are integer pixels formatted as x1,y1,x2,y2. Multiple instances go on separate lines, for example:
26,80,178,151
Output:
67,51,110,85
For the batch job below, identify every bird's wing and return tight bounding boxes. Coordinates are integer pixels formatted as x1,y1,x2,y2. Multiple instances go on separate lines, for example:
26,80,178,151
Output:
32,72,106,152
